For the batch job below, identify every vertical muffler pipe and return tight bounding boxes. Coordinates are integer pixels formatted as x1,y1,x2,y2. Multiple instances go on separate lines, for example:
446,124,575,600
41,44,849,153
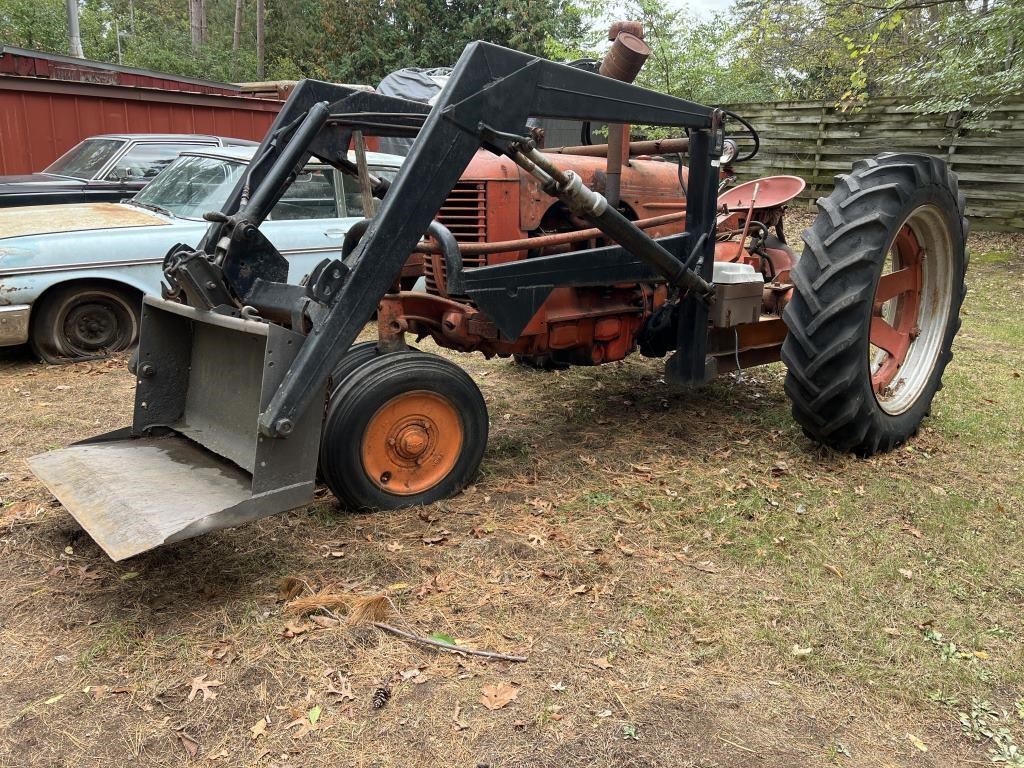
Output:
599,26,650,208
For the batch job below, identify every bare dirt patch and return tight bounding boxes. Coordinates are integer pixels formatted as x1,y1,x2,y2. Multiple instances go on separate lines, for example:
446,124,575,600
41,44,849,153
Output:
0,227,1022,767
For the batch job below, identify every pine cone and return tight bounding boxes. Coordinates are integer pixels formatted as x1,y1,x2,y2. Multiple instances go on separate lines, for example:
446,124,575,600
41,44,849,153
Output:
371,685,391,710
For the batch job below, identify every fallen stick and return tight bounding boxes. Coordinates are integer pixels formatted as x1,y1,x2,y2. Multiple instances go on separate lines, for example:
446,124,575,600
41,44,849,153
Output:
372,623,528,663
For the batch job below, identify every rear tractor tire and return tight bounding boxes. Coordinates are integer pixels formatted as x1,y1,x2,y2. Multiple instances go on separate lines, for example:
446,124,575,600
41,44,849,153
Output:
319,352,488,510
781,153,967,455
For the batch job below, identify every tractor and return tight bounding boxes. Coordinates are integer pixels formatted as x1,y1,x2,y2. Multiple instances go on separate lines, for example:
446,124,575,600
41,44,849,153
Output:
28,39,967,561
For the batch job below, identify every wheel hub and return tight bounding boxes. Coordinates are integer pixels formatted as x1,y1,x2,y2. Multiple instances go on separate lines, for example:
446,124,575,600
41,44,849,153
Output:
391,421,431,461
66,303,118,349
361,391,464,495
869,205,953,414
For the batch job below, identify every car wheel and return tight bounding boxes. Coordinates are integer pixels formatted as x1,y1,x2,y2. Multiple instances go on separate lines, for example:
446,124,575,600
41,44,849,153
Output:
30,283,140,364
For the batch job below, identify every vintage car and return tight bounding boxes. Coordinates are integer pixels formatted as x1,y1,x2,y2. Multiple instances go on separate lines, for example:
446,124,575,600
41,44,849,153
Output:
0,145,401,362
0,134,256,208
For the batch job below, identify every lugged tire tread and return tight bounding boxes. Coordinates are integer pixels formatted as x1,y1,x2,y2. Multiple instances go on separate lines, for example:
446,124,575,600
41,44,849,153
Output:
781,152,967,456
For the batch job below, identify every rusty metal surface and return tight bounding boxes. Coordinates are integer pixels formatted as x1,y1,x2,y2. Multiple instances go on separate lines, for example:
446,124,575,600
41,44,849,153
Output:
598,33,651,83
0,202,166,239
719,175,806,210
414,211,684,256
0,76,280,175
545,137,690,157
0,45,256,95
28,434,255,561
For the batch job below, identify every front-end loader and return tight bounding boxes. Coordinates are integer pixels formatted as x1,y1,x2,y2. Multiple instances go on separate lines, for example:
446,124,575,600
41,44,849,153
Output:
28,41,967,561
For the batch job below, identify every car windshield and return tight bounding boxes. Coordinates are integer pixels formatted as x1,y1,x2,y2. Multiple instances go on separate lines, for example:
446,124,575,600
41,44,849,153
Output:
44,138,127,180
131,154,247,219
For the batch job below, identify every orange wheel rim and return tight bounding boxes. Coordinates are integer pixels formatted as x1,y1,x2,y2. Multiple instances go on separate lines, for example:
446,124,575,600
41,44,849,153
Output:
361,391,463,495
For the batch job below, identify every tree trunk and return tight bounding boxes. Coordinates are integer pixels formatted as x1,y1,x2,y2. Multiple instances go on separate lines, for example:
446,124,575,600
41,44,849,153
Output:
233,0,244,52
66,0,84,58
189,0,207,52
256,0,266,79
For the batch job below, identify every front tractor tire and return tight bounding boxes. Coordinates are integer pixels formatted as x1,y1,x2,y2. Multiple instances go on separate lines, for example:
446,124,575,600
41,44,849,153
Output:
319,352,488,510
781,153,968,455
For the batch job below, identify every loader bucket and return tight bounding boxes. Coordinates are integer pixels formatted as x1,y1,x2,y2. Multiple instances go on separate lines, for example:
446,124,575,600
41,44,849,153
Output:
28,296,323,561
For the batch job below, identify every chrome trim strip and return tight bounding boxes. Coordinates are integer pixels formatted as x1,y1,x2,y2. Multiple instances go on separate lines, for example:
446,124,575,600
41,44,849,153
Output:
0,246,342,278
0,257,164,277
0,304,31,346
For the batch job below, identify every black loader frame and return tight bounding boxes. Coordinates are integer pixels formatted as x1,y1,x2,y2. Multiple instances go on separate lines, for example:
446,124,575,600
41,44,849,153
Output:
28,43,726,560
182,41,724,437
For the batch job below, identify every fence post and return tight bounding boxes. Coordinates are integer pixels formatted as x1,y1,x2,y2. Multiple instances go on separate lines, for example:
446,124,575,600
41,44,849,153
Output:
944,109,963,173
809,103,828,208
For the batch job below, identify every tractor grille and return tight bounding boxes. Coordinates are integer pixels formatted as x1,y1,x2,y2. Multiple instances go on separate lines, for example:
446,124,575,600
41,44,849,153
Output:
425,182,488,294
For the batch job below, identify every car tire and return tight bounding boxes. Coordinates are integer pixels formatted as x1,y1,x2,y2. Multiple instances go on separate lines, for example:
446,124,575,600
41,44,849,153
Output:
30,282,140,364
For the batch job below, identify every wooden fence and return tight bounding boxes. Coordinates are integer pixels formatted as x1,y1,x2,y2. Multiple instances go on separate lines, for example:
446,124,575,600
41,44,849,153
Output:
722,97,1024,232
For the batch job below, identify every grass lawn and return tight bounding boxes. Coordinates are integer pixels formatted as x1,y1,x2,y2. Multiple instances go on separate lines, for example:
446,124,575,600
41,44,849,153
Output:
0,220,1021,767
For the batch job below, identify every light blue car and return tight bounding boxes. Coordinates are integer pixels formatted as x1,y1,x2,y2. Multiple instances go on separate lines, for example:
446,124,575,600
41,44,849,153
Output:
0,146,401,362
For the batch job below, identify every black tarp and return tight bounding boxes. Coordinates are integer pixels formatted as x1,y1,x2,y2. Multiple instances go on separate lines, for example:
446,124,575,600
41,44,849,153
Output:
375,67,452,156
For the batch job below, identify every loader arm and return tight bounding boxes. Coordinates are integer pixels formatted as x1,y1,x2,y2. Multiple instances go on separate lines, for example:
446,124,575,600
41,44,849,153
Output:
177,41,725,438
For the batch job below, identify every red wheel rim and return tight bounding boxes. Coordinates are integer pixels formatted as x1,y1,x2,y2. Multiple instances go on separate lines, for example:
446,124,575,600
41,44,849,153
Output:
870,224,924,396
360,391,463,495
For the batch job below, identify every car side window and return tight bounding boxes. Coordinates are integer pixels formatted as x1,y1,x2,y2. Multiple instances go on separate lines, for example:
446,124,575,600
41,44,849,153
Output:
105,143,205,181
338,166,398,217
271,168,338,220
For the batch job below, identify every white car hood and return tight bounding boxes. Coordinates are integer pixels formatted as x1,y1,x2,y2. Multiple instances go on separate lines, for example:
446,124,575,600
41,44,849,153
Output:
0,202,169,240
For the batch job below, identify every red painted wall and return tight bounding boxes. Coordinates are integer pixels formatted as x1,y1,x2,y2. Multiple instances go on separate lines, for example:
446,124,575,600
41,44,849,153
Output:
0,77,283,175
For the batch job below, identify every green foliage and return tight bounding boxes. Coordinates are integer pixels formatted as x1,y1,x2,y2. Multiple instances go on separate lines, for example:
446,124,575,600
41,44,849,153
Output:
0,0,68,52
1,0,1018,115
884,1,1023,122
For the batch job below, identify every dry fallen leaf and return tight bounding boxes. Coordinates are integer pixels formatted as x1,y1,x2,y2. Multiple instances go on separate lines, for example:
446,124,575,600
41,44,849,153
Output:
479,682,519,711
590,656,613,670
907,733,928,752
206,642,236,666
898,568,914,580
823,563,843,578
282,619,313,638
901,524,924,539
309,614,340,629
326,674,354,701
187,674,224,703
175,730,200,757
791,645,813,657
250,717,268,741
452,702,469,731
